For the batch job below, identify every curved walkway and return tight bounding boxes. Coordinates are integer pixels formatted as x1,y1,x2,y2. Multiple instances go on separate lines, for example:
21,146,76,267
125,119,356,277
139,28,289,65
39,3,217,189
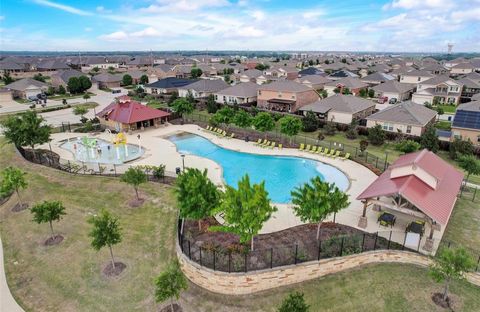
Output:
0,236,25,312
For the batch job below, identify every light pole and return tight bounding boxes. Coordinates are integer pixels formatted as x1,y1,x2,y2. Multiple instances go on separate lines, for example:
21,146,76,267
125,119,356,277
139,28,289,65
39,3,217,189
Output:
181,154,185,171
137,134,141,152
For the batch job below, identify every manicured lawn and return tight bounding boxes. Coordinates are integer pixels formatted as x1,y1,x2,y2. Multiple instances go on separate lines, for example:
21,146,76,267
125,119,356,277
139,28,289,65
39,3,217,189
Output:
185,263,480,312
436,104,457,114
435,120,451,131
146,100,168,109
49,92,96,100
443,197,480,250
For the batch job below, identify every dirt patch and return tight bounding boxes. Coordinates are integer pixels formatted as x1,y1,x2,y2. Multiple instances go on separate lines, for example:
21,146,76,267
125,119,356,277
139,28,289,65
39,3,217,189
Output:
103,262,127,277
11,203,29,212
0,193,12,206
432,292,452,309
44,235,64,246
159,303,182,312
128,197,145,208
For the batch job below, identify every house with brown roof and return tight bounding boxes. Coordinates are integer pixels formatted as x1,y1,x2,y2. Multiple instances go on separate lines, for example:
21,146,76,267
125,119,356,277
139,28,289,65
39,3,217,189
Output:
214,82,260,105
299,94,376,124
324,77,368,96
178,79,229,99
91,73,122,89
372,80,416,102
51,69,89,87
296,75,331,90
257,80,319,113
366,101,437,136
412,75,463,105
399,70,434,84
2,78,48,99
239,69,263,83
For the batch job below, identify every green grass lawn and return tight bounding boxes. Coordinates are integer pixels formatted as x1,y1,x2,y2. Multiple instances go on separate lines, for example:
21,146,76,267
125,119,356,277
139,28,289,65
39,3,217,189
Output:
436,104,457,114
443,197,480,250
146,100,168,109
435,120,452,131
48,92,95,100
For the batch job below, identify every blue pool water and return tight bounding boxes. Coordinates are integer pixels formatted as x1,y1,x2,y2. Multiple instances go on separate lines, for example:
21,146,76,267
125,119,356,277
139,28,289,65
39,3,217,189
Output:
168,133,349,203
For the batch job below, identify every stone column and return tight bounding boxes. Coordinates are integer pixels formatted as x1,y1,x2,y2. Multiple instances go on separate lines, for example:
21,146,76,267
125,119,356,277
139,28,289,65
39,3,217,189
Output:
358,201,368,229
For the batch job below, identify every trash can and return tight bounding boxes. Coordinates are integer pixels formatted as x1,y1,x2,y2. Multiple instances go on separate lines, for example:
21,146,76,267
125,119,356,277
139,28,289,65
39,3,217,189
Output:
175,167,181,175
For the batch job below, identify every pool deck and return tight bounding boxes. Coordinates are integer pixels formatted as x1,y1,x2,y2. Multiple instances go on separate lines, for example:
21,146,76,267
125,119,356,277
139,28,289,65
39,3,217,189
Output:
40,124,444,254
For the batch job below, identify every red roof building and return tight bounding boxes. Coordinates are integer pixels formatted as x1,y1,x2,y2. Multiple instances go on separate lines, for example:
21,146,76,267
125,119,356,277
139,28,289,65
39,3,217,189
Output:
356,149,463,251
96,99,170,132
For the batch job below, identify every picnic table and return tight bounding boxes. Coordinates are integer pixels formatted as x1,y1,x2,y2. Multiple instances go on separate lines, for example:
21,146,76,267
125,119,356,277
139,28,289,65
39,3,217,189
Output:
406,221,425,235
378,212,396,227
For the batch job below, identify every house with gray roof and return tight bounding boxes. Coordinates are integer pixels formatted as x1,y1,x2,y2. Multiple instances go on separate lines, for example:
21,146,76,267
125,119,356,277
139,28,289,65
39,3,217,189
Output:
2,78,48,99
239,69,263,83
36,60,71,71
0,61,25,74
299,94,376,124
178,79,229,98
51,69,88,87
412,75,463,105
361,72,395,86
399,70,434,84
91,73,122,89
257,80,319,113
366,101,437,136
145,77,196,94
451,100,480,145
324,77,368,96
296,75,331,90
372,80,416,102
214,82,261,105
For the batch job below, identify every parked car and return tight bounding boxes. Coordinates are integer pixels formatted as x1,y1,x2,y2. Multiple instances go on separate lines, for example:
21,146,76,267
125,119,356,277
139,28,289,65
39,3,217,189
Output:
377,96,388,104
389,98,397,104
112,89,121,94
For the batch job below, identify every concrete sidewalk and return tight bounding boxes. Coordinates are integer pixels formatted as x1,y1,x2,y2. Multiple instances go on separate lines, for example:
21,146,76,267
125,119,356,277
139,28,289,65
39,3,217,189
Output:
0,237,24,312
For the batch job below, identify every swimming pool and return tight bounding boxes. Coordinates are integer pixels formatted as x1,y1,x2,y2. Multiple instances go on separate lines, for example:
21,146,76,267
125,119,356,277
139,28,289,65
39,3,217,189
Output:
168,133,349,203
60,137,144,165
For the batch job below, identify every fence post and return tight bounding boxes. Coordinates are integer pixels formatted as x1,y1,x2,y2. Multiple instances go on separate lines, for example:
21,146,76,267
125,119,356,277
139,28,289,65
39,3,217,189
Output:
473,187,477,202
317,240,322,260
365,151,368,162
374,232,378,250
387,231,392,249
82,161,86,174
375,156,379,168
294,244,298,265
67,160,71,173
361,234,365,252
228,253,231,273
270,248,273,269
188,241,191,259
213,250,216,271
199,247,202,266
244,253,247,273
339,237,344,257
355,147,358,158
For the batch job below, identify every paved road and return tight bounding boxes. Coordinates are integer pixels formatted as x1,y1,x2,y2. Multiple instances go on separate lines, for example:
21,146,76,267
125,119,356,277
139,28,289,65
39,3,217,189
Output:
0,236,25,312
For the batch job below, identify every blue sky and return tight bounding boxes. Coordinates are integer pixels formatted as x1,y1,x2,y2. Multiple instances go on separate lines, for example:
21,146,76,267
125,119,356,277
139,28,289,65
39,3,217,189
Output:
1,0,479,52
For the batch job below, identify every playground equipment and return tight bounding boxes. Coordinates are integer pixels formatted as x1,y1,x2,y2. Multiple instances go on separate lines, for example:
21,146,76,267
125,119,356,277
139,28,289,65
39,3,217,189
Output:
81,137,97,158
112,132,128,159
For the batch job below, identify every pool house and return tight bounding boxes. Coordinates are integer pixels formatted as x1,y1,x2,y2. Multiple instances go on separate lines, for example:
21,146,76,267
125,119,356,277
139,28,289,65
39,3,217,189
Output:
356,149,464,254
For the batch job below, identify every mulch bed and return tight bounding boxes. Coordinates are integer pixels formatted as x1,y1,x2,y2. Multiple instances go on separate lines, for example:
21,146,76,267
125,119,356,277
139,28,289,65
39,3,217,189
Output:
159,303,182,312
128,197,145,208
44,235,64,246
432,293,452,309
103,262,127,277
11,203,29,212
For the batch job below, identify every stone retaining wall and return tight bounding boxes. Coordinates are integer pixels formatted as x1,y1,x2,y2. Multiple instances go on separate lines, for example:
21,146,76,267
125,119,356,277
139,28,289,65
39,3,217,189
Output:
177,246,480,295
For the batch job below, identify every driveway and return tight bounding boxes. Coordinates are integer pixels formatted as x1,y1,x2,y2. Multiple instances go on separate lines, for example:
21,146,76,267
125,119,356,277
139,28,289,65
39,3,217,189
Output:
0,237,24,312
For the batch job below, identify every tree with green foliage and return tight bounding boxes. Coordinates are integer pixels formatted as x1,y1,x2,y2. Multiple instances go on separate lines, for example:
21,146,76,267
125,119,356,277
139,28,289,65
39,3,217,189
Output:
323,121,336,136
345,120,358,139
319,89,328,99
175,168,221,231
46,86,56,96
358,88,367,98
122,74,133,86
211,106,235,129
2,72,14,85
360,139,369,155
58,85,66,94
436,107,444,121
341,58,347,63
206,94,219,113
255,63,269,71
0,167,27,208
449,137,474,159
342,87,351,95
154,260,188,312
140,74,149,85
172,98,194,122
167,91,178,106
429,247,475,302
368,88,375,98
79,75,92,91
186,90,195,104
457,154,480,183
83,93,91,102
88,210,122,269
291,177,349,240
190,67,203,78
302,111,318,132
67,77,81,94
212,174,276,250
252,112,275,138
33,73,46,82
420,125,440,153
31,200,66,239
233,109,252,129
395,140,421,154
73,105,88,123
333,87,341,94
278,292,309,312
92,66,100,73
120,167,148,200
279,115,302,144
0,110,51,157
368,124,386,146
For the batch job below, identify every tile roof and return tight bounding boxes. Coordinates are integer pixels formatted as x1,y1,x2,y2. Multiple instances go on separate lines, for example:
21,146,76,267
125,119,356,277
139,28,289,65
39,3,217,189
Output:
97,100,170,124
361,72,395,83
366,101,437,126
357,149,464,224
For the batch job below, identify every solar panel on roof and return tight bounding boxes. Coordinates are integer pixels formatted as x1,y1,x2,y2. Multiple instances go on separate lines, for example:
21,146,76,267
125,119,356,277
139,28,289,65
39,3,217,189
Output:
452,110,480,130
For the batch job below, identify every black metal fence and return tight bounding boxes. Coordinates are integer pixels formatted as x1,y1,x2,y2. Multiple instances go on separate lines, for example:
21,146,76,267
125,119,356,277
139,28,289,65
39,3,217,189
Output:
178,219,480,273
459,182,479,202
185,113,390,173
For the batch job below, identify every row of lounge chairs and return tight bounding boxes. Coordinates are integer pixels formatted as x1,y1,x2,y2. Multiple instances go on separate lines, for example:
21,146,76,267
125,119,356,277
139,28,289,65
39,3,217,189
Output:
254,139,283,149
206,126,235,138
298,144,350,160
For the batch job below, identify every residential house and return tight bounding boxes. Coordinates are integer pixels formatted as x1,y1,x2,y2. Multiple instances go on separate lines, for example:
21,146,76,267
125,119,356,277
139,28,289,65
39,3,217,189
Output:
36,60,71,71
239,69,263,83
178,79,229,98
50,69,89,88
0,61,26,75
372,80,416,102
399,70,434,84
421,63,449,75
145,77,196,95
361,72,395,86
296,75,330,90
256,80,319,113
81,56,119,72
366,101,437,136
457,76,480,103
96,98,170,132
299,94,376,124
450,62,475,75
264,66,299,80
412,75,463,105
214,82,260,105
91,73,122,89
298,67,326,76
451,100,480,145
2,78,48,99
324,77,368,96
327,69,359,81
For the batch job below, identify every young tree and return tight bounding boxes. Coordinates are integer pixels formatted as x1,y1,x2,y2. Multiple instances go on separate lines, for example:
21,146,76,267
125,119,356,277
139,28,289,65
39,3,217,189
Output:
190,67,203,78
33,73,46,82
154,260,188,312
79,75,92,92
358,88,367,98
368,124,386,146
67,76,81,94
206,94,218,113
212,174,276,251
46,86,56,96
233,109,252,129
345,120,358,139
58,85,66,95
457,154,480,183
92,66,100,73
420,125,440,153
139,74,149,85
73,106,89,123
278,292,309,312
302,111,318,132
323,121,336,136
122,74,133,86
342,87,351,95
279,116,302,144
359,139,369,155
0,110,51,156
395,140,421,154
2,72,14,85
172,98,194,122
436,107,444,121
31,200,66,239
0,167,27,208
185,90,195,104
175,168,221,231
88,210,123,269
319,89,328,99
167,91,179,106
291,177,349,240
449,137,474,160
120,167,148,200
83,93,91,102
252,112,275,139
429,247,475,302
368,88,375,98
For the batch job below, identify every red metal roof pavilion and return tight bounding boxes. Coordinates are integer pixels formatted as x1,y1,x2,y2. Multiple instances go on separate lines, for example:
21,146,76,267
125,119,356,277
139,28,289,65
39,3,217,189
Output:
97,99,170,124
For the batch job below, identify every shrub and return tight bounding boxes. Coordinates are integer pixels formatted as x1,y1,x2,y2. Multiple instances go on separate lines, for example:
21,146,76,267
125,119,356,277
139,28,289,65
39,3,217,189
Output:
395,140,421,154
278,292,309,312
302,111,318,132
368,124,385,145
323,122,336,136
449,138,474,160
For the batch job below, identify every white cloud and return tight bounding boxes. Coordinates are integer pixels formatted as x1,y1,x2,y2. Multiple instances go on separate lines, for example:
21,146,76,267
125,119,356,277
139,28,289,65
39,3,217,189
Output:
302,10,325,19
251,10,265,21
131,27,162,38
32,0,92,16
451,8,480,22
99,31,128,41
384,0,454,10
141,0,230,13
